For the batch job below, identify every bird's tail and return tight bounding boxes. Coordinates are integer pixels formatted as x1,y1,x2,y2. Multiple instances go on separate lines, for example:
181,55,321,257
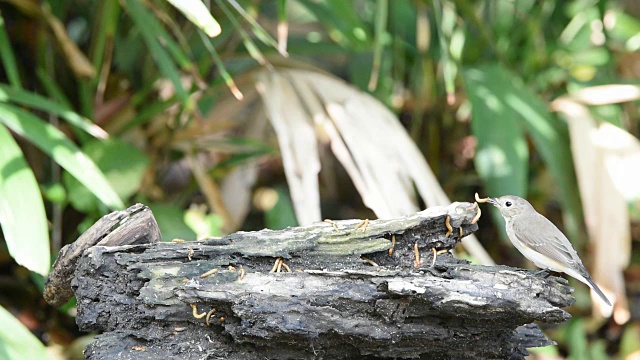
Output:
583,275,612,307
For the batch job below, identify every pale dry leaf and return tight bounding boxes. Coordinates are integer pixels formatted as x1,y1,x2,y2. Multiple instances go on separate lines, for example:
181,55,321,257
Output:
262,67,493,265
220,110,269,230
254,70,321,225
571,84,640,105
552,98,630,321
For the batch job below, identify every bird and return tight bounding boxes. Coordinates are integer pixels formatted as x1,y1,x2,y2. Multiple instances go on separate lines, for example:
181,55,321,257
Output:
485,195,611,306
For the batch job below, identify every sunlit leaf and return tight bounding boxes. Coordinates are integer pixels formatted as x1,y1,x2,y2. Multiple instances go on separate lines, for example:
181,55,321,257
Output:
0,103,124,210
265,186,298,230
125,0,190,104
0,125,50,276
465,63,583,245
64,139,148,213
167,0,221,37
0,84,108,139
148,203,196,242
0,305,50,360
464,65,528,199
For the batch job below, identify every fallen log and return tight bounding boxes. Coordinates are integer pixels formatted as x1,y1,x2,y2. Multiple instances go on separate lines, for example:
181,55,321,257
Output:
45,202,574,359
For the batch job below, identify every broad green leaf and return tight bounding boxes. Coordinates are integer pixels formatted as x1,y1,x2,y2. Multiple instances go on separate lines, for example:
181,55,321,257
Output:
0,305,50,360
167,0,221,37
464,66,528,198
64,139,148,213
265,186,298,230
0,125,50,276
565,318,589,360
0,84,108,139
0,103,124,210
465,63,583,242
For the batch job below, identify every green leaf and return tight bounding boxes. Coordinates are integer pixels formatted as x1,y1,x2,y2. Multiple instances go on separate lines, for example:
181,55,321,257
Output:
0,103,124,210
0,84,108,139
480,64,582,241
565,318,589,360
0,14,21,88
0,305,50,360
184,207,223,238
148,203,196,241
620,323,640,358
464,65,529,198
296,0,370,49
167,0,221,37
64,139,148,213
124,0,190,105
0,125,50,276
265,186,298,230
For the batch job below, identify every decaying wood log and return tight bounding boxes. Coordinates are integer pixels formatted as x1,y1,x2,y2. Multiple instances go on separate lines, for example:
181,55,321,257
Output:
45,202,574,359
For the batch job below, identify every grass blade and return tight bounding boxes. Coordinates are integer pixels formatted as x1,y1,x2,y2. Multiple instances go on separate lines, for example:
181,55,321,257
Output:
198,30,243,100
0,84,107,139
0,103,124,210
368,0,388,91
0,14,22,88
0,125,50,276
125,0,190,105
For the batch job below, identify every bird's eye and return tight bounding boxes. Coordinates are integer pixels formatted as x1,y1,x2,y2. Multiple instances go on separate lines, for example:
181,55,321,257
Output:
505,201,512,207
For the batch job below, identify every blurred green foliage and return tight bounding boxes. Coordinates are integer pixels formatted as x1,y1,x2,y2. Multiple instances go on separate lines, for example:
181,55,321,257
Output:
0,0,639,359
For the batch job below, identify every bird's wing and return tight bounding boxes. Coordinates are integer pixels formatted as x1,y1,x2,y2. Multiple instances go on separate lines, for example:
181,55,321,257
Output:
511,213,586,273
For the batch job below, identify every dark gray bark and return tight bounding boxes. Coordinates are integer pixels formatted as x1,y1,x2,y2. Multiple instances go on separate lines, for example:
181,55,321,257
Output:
46,202,574,359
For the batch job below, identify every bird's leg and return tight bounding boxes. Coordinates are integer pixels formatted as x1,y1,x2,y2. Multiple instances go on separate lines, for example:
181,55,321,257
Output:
532,269,551,278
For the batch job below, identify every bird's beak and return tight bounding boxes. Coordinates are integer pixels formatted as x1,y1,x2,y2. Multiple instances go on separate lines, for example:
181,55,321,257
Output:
487,198,499,207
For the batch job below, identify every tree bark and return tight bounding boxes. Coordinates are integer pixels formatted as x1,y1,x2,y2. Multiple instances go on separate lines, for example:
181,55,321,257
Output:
46,202,574,359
